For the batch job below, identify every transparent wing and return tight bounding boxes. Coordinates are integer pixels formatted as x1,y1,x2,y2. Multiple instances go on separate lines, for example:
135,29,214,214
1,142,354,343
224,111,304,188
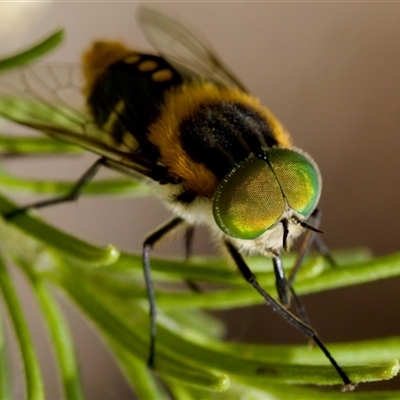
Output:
137,7,247,91
0,64,162,180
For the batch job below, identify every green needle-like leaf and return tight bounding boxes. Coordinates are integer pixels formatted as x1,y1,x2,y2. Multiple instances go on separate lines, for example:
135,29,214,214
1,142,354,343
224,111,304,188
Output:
18,260,84,400
56,262,230,392
241,382,400,400
0,255,44,400
0,170,150,196
0,192,119,266
0,30,64,71
0,134,81,154
107,339,170,400
0,316,11,400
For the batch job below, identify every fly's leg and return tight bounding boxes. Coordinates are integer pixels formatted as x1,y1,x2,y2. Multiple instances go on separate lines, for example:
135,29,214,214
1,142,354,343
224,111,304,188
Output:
184,225,194,259
286,209,337,325
272,255,290,306
288,208,323,288
142,216,184,368
273,254,312,330
289,221,337,326
3,157,105,219
271,254,312,338
284,208,326,325
225,239,354,391
313,234,337,267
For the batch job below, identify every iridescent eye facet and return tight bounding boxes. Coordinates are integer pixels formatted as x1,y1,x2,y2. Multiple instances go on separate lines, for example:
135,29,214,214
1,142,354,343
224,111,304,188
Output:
267,148,321,218
213,148,321,239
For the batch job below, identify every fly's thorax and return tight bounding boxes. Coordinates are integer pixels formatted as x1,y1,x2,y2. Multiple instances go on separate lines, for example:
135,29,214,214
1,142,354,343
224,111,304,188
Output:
147,82,292,198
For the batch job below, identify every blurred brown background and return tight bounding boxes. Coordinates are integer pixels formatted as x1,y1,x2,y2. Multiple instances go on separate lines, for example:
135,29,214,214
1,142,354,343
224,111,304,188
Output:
1,1,400,398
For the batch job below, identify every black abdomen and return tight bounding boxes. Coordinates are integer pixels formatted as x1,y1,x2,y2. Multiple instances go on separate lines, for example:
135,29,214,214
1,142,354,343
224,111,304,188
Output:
87,53,182,157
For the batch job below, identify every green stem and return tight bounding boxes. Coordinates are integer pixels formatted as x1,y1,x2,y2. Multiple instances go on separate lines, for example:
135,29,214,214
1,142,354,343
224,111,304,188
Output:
0,193,119,266
0,255,44,400
0,315,11,400
19,260,85,400
0,30,64,71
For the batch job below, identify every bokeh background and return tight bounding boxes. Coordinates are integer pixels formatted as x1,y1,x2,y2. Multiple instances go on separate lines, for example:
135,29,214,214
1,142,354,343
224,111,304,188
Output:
1,1,400,398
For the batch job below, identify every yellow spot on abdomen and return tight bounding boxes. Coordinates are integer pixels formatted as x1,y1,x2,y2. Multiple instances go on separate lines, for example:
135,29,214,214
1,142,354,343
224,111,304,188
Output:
137,60,158,72
124,54,141,64
152,69,173,82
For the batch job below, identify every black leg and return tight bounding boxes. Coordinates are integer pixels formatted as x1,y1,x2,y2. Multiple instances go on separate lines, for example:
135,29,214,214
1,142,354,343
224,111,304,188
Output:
287,208,322,288
288,208,337,288
286,209,329,336
224,240,354,390
184,225,195,259
285,209,336,325
271,249,315,329
272,255,312,327
142,217,184,368
272,255,290,306
4,157,105,219
313,234,337,267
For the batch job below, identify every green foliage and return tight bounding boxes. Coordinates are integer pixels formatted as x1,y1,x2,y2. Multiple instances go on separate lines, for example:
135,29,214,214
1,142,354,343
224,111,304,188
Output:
0,30,63,72
0,30,399,400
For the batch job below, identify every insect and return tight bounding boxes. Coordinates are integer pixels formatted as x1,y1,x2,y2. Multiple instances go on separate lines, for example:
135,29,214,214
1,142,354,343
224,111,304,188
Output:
0,7,354,390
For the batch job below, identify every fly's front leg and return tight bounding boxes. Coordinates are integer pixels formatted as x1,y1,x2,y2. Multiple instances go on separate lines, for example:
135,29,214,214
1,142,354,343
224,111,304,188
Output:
286,209,336,332
287,209,321,288
272,255,290,306
271,209,324,313
3,157,106,219
287,208,337,288
313,234,336,267
224,239,353,390
278,209,322,325
142,216,184,368
273,255,311,326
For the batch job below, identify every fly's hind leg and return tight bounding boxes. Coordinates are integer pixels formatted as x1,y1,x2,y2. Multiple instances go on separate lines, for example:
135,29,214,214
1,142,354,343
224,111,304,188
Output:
3,157,106,219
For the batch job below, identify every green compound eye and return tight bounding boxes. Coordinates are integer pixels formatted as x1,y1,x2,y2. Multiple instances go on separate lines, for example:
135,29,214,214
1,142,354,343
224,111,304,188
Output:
213,148,322,239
